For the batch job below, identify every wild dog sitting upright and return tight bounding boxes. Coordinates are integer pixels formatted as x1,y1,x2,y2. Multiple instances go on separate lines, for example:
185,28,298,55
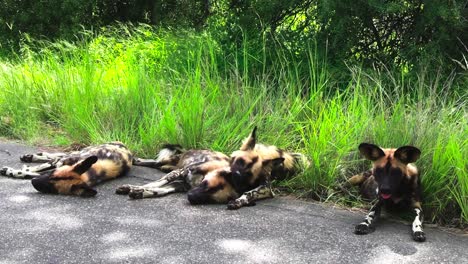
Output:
227,127,309,210
349,143,425,242
0,142,133,197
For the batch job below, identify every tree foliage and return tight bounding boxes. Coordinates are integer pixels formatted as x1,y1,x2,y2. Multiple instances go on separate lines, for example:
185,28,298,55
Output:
0,0,467,67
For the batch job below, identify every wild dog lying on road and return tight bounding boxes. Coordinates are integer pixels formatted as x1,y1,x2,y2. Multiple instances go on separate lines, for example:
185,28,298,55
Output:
349,143,425,242
115,135,296,208
227,127,309,210
115,145,241,204
0,142,132,197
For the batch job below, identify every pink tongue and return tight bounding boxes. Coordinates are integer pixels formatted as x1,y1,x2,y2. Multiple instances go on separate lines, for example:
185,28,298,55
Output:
381,193,392,199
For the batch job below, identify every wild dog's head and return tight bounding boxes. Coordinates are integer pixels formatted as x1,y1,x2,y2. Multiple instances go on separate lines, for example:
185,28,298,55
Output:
358,143,421,200
31,156,98,197
230,127,286,188
187,168,239,204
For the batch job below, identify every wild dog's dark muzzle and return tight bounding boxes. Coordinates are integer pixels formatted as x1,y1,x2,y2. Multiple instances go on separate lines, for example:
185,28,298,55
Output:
379,186,392,199
187,187,214,205
230,170,251,193
31,177,58,194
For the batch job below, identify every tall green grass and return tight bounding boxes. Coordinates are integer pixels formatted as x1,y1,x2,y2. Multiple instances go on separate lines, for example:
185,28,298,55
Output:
0,25,466,225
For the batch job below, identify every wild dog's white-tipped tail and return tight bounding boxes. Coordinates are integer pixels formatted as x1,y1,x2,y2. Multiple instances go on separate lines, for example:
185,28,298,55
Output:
291,153,311,169
155,144,184,163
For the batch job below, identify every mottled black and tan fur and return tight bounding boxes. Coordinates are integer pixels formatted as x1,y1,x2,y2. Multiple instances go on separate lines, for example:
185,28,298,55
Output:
349,143,425,242
227,127,309,210
0,142,133,197
115,145,241,204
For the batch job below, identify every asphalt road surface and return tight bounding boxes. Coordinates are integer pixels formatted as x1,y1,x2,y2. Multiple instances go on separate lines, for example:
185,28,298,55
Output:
0,141,467,264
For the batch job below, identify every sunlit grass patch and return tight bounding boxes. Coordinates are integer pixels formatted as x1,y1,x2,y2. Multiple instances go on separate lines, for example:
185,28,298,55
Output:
0,25,466,226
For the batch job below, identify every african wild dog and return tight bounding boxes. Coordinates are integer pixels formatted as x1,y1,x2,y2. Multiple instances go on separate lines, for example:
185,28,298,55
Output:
114,132,297,209
227,127,309,210
349,143,425,242
115,144,242,204
0,142,132,197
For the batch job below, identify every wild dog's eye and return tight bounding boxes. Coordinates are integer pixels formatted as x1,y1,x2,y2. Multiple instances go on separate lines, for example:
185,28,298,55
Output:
246,157,258,169
236,159,245,167
374,168,384,179
199,181,208,190
390,168,403,178
207,184,224,194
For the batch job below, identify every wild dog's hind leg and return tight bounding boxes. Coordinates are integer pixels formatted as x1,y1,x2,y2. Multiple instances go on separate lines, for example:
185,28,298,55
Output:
411,202,426,242
132,157,179,172
354,199,383,235
227,184,274,210
128,181,189,199
20,152,67,163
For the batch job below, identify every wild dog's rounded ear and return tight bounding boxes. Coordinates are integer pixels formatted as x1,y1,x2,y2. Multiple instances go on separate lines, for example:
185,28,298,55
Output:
240,127,257,151
80,188,97,197
262,157,285,169
71,183,97,197
73,156,98,175
394,146,421,164
218,169,233,179
358,143,385,161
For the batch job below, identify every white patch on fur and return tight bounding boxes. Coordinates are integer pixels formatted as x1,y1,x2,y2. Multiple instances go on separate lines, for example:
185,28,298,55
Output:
412,208,423,232
364,211,375,224
155,148,177,163
1,167,39,178
236,194,248,204
359,222,370,227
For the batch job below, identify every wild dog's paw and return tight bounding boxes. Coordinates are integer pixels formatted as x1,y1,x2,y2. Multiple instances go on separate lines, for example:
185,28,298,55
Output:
227,200,242,210
354,223,374,235
412,231,426,242
128,189,145,199
20,154,34,162
0,167,8,176
115,185,131,195
0,167,22,178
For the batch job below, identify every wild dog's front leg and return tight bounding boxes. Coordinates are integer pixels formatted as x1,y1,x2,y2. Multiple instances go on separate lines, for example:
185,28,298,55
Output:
128,181,189,199
0,166,40,179
411,203,426,242
133,158,163,168
354,199,383,235
227,184,274,210
0,162,56,179
115,180,170,195
115,168,188,194
132,158,179,173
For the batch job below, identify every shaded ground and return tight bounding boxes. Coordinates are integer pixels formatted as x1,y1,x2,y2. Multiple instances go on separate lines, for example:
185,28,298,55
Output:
0,141,467,264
